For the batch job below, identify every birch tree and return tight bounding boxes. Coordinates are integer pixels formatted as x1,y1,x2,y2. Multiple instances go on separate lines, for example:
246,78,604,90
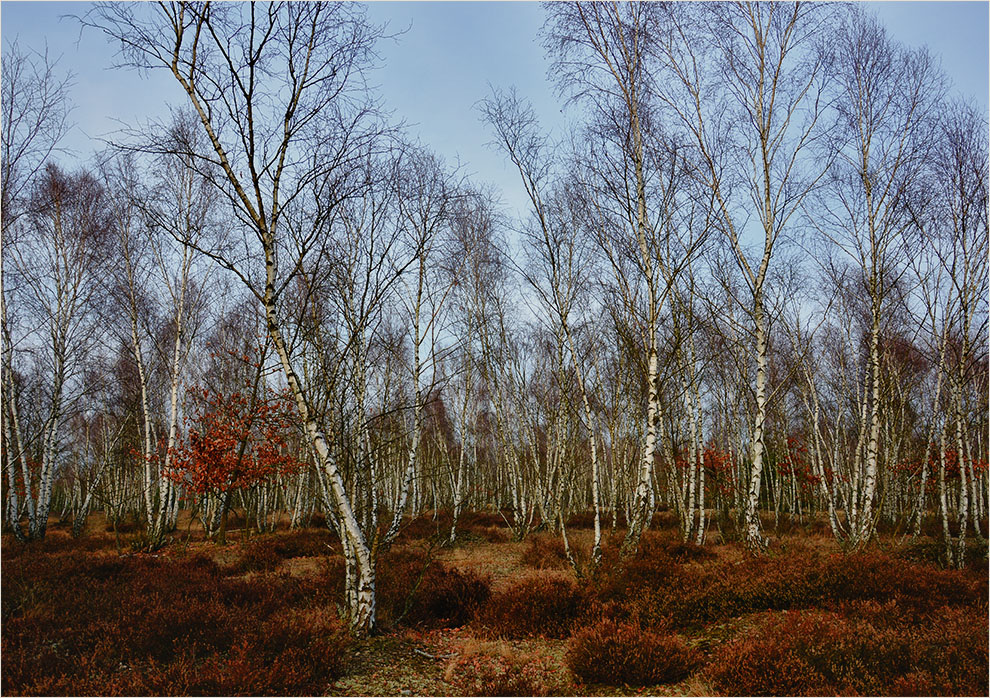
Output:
658,1,836,549
544,1,707,551
88,1,389,635
481,87,605,564
4,166,110,540
812,10,944,548
1,42,73,541
382,145,461,545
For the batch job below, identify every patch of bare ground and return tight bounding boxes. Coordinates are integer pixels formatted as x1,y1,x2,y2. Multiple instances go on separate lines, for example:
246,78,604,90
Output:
327,634,456,696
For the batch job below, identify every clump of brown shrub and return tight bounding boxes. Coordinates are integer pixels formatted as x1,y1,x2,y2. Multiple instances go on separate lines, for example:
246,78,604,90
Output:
479,572,584,639
708,605,988,696
225,528,336,571
520,533,569,569
566,618,701,686
393,510,511,545
1,530,117,560
270,527,337,558
473,525,510,543
231,539,282,573
590,543,987,632
444,644,571,696
376,548,490,630
1,546,350,696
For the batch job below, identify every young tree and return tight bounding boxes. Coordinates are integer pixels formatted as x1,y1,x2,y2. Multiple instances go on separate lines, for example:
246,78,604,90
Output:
658,1,837,549
544,1,706,551
382,145,461,545
88,1,389,634
4,165,110,540
1,41,73,541
811,10,945,548
481,87,607,563
168,382,302,544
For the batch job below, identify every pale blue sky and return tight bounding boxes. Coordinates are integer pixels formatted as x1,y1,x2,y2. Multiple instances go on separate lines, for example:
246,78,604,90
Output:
2,1,988,219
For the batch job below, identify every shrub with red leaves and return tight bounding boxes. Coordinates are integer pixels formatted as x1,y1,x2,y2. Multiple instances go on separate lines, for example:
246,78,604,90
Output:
566,618,701,686
479,573,585,639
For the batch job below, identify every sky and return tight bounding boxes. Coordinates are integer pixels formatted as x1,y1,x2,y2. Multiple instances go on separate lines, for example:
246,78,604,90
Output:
2,0,988,221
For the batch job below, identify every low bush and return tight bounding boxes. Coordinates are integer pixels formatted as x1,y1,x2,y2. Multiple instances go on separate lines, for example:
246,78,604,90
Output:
590,544,987,632
824,552,986,615
474,525,510,543
649,510,679,531
271,527,337,558
376,548,490,630
104,513,145,535
898,538,989,571
479,573,584,639
461,510,510,529
395,511,453,543
564,511,598,529
1,547,350,696
566,618,701,686
520,533,569,569
232,540,282,573
708,607,988,696
445,645,571,696
1,530,117,560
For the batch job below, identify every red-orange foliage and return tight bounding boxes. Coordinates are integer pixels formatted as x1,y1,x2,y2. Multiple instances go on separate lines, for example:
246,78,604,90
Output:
167,385,303,495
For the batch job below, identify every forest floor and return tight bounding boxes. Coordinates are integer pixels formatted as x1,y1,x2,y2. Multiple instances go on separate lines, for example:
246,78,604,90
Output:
2,510,988,696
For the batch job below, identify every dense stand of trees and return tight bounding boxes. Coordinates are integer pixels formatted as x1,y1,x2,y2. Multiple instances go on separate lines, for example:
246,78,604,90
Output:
3,2,987,636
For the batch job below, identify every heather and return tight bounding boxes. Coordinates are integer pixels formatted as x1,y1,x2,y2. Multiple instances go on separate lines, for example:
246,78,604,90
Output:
3,511,986,696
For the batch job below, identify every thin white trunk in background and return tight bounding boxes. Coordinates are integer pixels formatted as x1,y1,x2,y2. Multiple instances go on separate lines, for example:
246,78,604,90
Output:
563,322,603,564
384,250,427,546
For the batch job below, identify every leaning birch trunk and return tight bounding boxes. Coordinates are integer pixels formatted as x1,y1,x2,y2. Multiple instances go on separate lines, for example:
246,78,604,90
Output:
266,282,376,636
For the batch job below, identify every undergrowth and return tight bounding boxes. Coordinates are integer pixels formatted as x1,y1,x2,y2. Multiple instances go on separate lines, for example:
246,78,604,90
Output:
3,516,987,697
2,541,349,696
